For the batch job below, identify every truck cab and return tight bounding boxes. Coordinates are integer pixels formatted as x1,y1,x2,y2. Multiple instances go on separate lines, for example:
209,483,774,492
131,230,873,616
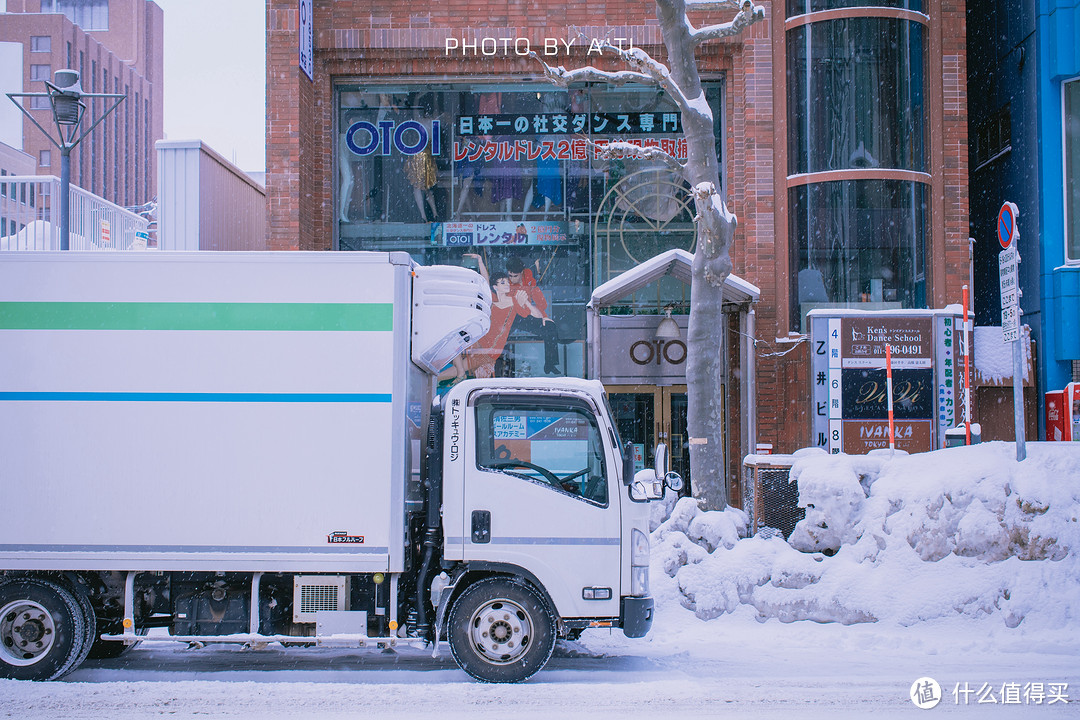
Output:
415,377,669,682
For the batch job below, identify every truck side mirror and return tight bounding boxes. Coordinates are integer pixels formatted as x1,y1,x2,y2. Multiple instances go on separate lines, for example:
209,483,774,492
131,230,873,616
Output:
654,443,668,482
630,469,662,502
622,441,636,486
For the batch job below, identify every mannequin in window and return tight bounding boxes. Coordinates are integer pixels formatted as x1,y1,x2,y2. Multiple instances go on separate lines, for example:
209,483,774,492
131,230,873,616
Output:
338,112,358,223
405,93,438,221
532,93,564,217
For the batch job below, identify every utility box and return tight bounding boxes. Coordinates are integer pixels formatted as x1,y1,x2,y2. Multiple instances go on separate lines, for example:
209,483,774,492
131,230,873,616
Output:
1046,382,1080,441
944,423,982,447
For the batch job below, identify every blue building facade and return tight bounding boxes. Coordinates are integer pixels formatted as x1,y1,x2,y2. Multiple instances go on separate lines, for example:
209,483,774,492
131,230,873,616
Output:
969,0,1080,437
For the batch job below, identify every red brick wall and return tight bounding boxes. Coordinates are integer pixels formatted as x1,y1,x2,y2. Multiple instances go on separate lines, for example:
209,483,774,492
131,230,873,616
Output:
0,2,163,206
265,0,968,455
267,0,760,251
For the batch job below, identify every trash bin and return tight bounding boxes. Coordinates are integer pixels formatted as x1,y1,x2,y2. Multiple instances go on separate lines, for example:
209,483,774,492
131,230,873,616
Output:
944,423,981,447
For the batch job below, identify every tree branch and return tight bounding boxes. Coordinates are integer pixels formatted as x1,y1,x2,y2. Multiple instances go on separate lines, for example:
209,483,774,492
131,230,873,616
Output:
529,54,655,87
531,42,694,117
690,0,765,45
684,0,752,11
603,43,695,115
596,139,687,179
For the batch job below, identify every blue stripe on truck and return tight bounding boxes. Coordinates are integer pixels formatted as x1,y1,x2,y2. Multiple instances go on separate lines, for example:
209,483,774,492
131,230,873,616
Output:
0,392,393,403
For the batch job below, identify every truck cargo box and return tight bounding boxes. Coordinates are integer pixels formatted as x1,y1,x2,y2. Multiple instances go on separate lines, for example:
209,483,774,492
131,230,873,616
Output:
0,251,437,574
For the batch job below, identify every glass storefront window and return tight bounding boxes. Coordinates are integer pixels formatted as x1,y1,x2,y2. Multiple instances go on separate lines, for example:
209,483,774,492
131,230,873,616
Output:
787,18,927,175
790,179,927,331
335,81,723,381
1065,78,1080,263
787,0,922,18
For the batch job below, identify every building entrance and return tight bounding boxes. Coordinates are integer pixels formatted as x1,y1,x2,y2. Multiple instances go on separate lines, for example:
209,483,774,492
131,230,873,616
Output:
607,385,689,493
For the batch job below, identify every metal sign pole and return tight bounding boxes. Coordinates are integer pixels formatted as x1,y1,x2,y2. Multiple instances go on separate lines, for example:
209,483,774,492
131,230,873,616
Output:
997,201,1026,462
962,285,972,445
1013,335,1026,461
886,343,895,454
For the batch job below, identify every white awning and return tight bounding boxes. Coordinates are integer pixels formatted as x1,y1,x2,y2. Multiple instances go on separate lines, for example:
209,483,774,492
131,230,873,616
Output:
588,248,759,309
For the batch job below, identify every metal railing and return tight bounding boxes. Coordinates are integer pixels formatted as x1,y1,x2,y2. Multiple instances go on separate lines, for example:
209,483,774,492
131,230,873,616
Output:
0,175,150,251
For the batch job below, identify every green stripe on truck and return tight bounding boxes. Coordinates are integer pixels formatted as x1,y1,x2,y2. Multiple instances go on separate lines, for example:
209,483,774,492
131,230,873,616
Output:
0,302,394,332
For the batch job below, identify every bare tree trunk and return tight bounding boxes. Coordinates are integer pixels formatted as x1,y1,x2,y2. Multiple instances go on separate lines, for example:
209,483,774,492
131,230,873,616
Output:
532,0,762,510
658,0,738,509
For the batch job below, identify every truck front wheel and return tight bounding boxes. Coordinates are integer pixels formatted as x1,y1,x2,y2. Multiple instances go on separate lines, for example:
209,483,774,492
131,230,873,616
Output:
0,579,87,681
447,577,555,683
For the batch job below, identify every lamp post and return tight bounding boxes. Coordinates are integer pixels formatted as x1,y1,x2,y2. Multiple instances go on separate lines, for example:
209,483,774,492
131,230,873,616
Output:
7,69,125,250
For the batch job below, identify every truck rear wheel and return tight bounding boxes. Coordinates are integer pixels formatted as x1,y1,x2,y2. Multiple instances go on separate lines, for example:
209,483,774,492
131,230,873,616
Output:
447,577,555,683
0,579,87,681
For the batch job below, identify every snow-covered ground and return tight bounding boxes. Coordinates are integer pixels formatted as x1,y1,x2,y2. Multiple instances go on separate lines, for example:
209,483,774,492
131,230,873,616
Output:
3,441,1078,718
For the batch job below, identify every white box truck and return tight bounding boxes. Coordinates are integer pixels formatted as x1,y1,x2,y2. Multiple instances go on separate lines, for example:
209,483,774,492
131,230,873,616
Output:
0,251,678,683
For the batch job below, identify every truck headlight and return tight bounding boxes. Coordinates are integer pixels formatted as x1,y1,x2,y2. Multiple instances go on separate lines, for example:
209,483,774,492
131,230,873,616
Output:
631,529,649,596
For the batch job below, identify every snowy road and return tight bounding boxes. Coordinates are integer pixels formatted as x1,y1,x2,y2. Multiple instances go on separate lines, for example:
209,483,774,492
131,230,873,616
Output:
4,612,1077,719
4,444,1078,718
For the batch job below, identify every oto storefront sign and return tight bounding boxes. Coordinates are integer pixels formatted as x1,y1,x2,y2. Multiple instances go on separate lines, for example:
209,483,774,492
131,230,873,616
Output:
596,314,688,385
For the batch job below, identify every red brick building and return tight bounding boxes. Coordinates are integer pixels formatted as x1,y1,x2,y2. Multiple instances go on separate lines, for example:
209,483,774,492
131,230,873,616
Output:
1,0,163,209
265,0,968,487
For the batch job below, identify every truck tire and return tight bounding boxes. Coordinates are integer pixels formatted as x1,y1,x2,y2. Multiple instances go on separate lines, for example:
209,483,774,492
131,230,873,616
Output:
0,578,87,681
64,582,97,670
447,577,556,683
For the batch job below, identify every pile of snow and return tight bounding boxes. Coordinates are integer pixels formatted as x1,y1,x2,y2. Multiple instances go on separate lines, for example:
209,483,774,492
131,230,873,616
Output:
655,442,1080,630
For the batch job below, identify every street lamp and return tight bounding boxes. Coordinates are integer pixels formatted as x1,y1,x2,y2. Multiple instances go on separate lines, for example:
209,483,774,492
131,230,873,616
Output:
7,69,125,250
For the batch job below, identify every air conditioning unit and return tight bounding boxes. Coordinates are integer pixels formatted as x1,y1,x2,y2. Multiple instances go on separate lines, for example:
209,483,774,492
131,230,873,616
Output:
293,576,349,623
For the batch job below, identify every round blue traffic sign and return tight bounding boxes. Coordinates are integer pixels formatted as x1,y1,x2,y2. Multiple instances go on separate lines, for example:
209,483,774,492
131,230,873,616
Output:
997,202,1017,249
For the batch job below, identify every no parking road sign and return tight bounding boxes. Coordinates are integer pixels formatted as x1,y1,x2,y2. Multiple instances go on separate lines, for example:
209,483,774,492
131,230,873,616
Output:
997,201,1018,249
997,202,1021,342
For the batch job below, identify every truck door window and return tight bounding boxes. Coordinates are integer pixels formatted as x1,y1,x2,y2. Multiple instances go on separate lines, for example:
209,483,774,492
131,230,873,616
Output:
474,398,608,506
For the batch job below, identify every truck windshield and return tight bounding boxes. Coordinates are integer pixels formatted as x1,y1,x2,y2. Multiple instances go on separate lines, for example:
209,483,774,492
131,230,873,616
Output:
474,397,608,506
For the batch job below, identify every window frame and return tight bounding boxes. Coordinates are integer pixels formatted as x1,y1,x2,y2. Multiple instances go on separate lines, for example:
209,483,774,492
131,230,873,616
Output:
1063,76,1080,265
472,393,610,508
30,64,52,83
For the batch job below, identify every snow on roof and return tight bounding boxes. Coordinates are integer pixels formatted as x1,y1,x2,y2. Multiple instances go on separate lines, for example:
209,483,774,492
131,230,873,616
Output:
806,305,965,318
588,248,760,309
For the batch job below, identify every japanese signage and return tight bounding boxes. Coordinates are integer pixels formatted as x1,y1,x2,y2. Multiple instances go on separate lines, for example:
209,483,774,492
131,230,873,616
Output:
457,112,683,137
999,246,1020,343
298,0,313,81
437,220,568,246
453,137,689,163
810,312,964,455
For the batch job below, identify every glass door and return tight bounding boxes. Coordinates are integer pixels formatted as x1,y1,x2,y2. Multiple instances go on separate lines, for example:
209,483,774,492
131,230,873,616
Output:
606,385,690,493
665,388,689,490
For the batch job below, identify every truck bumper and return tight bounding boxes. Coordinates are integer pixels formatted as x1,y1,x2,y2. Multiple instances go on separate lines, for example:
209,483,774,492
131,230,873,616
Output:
620,595,654,638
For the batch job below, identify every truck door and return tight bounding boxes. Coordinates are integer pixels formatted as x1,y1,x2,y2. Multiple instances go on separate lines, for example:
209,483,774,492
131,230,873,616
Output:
463,392,621,620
